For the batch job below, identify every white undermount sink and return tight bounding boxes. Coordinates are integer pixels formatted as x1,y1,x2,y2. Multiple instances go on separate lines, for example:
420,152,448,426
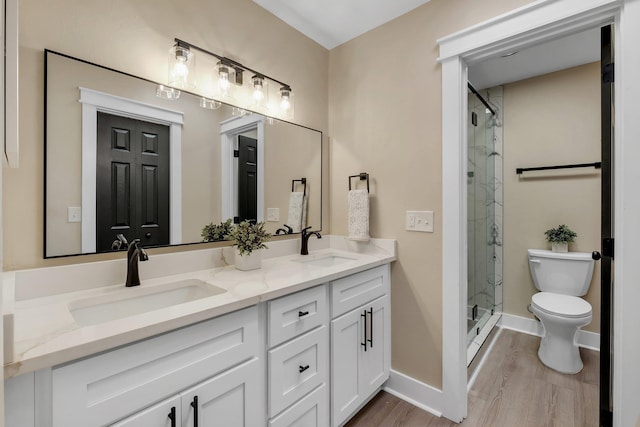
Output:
293,253,358,268
68,279,226,326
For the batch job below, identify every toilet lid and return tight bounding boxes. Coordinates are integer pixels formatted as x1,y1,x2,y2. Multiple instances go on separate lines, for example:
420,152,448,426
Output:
532,292,592,318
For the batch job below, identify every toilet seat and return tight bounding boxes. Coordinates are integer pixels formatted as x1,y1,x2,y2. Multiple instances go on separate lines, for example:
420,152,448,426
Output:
532,292,592,318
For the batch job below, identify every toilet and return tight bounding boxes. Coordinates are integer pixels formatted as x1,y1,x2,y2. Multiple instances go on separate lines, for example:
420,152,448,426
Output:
527,249,594,374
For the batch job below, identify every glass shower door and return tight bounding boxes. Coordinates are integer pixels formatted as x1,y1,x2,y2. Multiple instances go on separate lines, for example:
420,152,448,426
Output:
467,85,502,348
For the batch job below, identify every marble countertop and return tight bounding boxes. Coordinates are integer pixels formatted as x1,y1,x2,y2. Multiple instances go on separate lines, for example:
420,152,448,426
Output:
4,237,395,378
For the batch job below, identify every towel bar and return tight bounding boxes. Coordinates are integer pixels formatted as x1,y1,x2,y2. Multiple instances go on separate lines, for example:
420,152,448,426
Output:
349,173,369,193
291,178,307,196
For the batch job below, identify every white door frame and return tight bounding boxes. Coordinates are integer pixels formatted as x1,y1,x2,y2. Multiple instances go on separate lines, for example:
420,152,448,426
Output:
79,87,184,253
438,0,640,425
220,114,265,223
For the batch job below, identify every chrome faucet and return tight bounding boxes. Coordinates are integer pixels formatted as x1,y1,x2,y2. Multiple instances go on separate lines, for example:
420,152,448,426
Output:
300,226,321,255
126,239,149,287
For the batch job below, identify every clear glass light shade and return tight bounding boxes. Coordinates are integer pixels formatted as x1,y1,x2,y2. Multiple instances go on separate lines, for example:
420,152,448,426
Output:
168,44,196,89
278,86,294,119
251,75,269,111
156,84,181,100
213,61,236,102
200,97,222,110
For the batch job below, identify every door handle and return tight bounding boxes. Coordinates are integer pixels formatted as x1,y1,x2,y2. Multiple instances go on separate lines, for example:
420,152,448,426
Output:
592,251,601,260
168,406,176,427
299,364,310,373
298,310,309,318
361,310,367,352
367,307,374,348
190,396,198,427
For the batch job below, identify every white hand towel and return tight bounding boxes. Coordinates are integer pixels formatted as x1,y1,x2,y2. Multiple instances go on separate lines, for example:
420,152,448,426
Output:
287,192,305,232
348,189,370,241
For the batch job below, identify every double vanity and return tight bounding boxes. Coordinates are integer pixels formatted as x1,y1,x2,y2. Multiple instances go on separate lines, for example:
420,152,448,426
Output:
3,236,396,427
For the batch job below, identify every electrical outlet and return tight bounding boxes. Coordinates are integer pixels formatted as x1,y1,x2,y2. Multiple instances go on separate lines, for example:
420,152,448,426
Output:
68,207,82,223
267,208,280,222
406,210,434,232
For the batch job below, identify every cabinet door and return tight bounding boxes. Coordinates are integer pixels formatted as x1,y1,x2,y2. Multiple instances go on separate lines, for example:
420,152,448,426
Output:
111,395,181,427
181,358,262,427
360,295,390,397
331,295,390,427
330,307,363,427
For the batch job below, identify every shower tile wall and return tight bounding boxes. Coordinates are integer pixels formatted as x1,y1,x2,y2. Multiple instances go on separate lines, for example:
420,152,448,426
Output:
467,86,503,341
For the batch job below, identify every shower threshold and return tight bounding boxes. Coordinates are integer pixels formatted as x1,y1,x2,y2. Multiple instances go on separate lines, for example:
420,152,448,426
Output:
467,311,502,366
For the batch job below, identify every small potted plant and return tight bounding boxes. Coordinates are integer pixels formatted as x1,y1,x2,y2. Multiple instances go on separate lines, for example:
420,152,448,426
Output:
228,220,271,270
201,219,233,242
544,224,577,253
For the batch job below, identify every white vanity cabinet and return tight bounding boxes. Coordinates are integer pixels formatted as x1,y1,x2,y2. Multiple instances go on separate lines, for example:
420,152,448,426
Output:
4,259,394,427
330,265,391,427
267,284,330,427
51,306,262,427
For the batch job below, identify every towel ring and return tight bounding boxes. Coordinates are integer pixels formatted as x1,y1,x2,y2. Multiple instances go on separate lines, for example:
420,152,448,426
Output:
291,178,307,196
348,173,369,193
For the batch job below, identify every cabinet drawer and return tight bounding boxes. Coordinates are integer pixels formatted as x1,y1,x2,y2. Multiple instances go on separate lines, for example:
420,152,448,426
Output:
268,326,328,417
331,265,389,318
268,284,327,347
52,306,259,427
269,383,328,427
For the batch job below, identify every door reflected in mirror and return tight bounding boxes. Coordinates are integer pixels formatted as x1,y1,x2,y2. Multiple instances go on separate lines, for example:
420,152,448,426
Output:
45,50,322,258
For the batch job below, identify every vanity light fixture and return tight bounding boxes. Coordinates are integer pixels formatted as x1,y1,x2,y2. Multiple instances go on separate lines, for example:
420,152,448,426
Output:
160,38,295,119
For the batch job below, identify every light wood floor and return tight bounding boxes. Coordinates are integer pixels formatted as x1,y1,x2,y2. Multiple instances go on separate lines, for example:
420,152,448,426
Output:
346,329,599,427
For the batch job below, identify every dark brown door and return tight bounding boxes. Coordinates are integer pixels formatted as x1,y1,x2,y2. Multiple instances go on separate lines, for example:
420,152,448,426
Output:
96,112,170,252
599,24,614,427
237,135,258,223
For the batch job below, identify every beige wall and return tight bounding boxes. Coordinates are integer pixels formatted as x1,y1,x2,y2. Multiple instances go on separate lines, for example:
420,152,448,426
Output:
6,0,329,269
328,0,533,389
503,63,601,333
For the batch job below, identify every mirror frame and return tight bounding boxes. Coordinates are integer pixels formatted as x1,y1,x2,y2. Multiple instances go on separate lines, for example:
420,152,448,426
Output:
43,49,323,259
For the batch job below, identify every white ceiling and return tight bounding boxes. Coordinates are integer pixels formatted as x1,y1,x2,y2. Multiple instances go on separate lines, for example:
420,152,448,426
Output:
252,0,431,49
468,28,601,90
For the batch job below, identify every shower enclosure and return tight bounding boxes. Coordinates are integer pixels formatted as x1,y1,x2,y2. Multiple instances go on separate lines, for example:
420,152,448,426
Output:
467,84,503,361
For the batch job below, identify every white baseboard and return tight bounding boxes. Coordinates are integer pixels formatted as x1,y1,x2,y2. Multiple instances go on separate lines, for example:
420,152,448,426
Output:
498,313,600,351
384,369,443,418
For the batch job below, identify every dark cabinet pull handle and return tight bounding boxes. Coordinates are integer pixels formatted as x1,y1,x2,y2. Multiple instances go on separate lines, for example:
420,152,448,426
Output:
190,396,199,427
361,310,367,351
168,406,176,427
299,364,310,373
368,307,374,348
145,232,152,238
298,310,309,318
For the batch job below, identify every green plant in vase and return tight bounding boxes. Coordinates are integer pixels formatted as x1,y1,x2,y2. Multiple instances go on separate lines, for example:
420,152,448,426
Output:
544,224,577,252
229,220,271,256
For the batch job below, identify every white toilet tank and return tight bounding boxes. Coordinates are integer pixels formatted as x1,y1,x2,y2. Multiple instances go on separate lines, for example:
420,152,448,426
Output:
527,249,595,296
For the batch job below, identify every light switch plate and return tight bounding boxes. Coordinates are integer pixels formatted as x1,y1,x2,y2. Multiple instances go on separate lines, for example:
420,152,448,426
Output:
267,208,280,222
68,207,82,223
406,210,434,232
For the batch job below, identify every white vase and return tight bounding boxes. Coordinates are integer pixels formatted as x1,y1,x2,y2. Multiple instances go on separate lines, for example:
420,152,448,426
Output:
551,242,568,253
235,248,262,271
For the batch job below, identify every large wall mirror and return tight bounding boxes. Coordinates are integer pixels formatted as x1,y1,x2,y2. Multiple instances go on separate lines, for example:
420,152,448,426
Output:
45,50,322,258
